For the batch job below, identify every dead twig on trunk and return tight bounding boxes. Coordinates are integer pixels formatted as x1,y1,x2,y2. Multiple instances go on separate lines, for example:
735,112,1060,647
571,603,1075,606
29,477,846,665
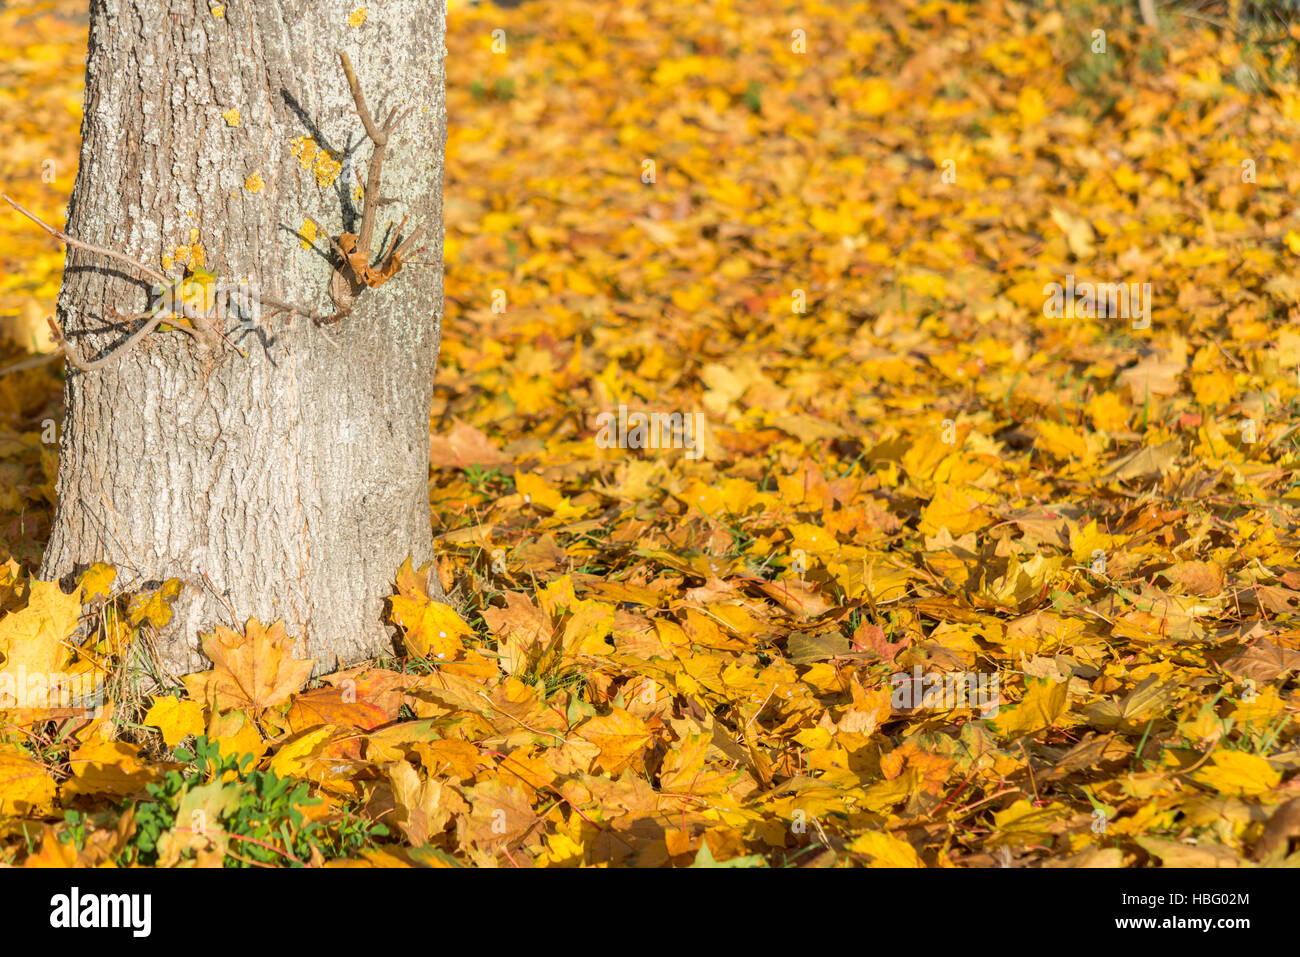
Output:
3,193,170,287
0,351,60,377
46,310,171,372
3,193,330,371
323,50,425,322
6,52,426,353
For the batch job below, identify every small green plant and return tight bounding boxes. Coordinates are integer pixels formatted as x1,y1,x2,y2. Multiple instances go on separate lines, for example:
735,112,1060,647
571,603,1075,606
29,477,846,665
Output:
57,809,88,851
465,464,510,494
118,736,384,867
469,77,517,102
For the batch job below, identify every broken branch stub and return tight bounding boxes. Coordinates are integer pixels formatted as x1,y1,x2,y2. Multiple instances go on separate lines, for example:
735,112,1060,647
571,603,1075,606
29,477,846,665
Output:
3,193,326,372
325,50,425,322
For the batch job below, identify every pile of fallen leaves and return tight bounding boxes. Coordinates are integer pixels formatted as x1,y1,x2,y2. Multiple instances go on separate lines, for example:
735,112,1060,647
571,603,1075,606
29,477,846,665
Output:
3,0,1300,866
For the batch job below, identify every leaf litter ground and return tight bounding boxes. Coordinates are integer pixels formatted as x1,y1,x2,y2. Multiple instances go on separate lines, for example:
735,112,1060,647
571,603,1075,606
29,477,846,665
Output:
1,0,1300,867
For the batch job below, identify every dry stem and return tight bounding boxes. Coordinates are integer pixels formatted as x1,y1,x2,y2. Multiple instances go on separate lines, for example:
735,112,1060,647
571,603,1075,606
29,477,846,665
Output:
2,193,329,371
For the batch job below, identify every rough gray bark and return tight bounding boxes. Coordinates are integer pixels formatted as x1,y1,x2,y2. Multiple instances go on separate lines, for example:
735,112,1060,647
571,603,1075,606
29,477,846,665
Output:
41,0,447,677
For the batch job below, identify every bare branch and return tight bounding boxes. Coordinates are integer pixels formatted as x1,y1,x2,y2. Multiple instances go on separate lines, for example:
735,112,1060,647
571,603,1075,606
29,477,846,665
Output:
46,312,171,372
337,49,388,145
3,193,170,287
391,224,427,262
336,50,413,269
0,352,59,377
6,193,330,355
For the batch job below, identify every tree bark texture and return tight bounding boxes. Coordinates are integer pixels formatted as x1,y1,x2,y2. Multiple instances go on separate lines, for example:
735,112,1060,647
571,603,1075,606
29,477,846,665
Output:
40,0,447,676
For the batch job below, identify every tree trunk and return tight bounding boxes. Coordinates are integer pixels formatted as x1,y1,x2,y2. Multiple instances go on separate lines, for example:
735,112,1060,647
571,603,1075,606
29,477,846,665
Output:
41,0,447,677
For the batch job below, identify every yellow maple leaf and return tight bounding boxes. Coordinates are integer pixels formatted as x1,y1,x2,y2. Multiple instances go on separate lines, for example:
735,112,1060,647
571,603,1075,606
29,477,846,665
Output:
1192,750,1281,797
1049,206,1095,259
560,599,614,658
206,708,268,767
856,77,897,116
788,522,837,555
848,830,924,867
0,744,57,815
979,554,1062,612
881,740,955,797
127,578,182,628
390,557,472,660
677,480,728,514
182,618,316,713
481,590,551,675
919,484,990,537
0,578,81,677
1017,86,1047,125
992,799,1072,842
1230,687,1287,725
63,737,159,798
990,676,1068,739
538,830,585,868
392,596,471,661
1191,370,1235,407
1087,391,1129,433
1034,420,1092,463
144,695,205,747
388,760,465,845
1070,519,1123,566
514,472,566,512
577,707,653,774
79,563,117,600
0,558,24,614
268,726,335,779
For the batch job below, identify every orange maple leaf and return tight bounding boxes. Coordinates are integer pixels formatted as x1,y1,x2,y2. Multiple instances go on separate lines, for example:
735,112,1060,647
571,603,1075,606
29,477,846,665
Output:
182,618,316,713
